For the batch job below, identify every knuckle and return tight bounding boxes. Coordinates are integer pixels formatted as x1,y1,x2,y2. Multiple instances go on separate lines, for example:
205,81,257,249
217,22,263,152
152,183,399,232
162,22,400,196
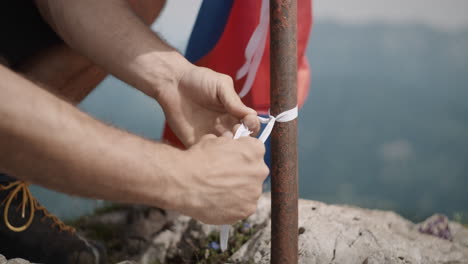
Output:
241,151,253,163
220,74,234,85
240,138,265,157
244,148,257,162
260,164,270,179
256,141,266,155
217,136,230,144
216,74,234,90
201,134,216,141
248,138,266,155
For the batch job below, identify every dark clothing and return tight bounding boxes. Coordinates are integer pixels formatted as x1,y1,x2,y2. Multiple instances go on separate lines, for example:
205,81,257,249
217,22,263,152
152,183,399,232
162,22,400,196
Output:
0,1,62,68
0,174,14,183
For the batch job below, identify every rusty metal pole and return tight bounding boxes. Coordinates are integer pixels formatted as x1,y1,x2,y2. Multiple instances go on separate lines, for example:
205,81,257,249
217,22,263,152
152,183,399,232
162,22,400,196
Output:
270,0,298,263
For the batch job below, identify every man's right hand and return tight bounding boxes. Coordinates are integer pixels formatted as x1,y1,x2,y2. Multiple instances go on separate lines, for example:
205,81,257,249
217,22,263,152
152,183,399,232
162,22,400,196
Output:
173,134,269,225
0,65,268,224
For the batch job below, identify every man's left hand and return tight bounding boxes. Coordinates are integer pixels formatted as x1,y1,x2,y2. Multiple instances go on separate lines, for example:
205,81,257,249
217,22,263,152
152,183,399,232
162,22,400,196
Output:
156,65,260,147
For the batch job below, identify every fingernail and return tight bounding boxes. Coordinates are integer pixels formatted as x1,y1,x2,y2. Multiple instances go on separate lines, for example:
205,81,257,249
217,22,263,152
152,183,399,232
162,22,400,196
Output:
248,107,257,114
244,119,256,130
223,131,234,138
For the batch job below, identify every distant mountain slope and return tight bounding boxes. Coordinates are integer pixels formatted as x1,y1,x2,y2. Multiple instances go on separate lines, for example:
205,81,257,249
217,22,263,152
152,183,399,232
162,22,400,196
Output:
300,22,468,220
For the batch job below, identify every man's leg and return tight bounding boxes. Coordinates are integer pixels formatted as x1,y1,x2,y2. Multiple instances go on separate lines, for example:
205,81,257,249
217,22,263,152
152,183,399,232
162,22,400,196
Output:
16,0,165,104
17,44,107,104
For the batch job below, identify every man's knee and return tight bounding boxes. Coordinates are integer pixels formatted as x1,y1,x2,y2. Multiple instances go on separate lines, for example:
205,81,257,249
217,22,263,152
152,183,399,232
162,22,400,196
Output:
12,0,166,104
18,44,106,104
127,0,166,25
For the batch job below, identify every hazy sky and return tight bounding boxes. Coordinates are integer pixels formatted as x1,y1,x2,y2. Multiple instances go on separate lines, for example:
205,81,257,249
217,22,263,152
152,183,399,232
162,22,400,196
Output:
315,0,468,31
152,0,468,53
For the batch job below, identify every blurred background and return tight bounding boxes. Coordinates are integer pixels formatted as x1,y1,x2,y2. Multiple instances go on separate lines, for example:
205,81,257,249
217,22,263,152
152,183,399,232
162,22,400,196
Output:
31,0,468,223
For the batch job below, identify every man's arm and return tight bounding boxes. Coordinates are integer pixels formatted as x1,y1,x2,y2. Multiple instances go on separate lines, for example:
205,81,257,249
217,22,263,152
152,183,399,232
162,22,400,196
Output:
0,65,177,207
35,0,261,146
35,0,182,98
0,65,268,224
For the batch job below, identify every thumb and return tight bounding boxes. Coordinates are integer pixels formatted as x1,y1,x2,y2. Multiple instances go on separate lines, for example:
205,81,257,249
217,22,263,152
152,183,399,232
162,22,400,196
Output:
217,74,257,118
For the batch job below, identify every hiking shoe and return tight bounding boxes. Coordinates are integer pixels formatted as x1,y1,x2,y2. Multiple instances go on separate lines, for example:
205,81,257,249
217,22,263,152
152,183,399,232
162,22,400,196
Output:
0,181,107,264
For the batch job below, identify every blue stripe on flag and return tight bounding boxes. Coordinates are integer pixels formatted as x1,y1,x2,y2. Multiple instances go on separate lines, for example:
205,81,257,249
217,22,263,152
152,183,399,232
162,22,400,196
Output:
185,0,234,62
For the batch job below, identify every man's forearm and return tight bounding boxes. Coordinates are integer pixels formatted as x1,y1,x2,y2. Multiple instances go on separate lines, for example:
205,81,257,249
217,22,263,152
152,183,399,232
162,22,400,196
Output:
35,0,189,98
0,65,182,208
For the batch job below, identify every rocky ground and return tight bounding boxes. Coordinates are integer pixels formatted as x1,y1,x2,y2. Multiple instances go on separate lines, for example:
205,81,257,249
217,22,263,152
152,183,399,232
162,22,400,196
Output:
1,194,467,263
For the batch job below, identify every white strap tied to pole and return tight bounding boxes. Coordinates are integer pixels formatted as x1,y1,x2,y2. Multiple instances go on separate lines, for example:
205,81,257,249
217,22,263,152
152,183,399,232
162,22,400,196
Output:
257,106,299,143
219,105,298,251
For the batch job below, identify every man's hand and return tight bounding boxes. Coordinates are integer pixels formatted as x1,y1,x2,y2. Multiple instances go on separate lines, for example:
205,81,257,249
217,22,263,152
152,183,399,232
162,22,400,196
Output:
172,134,269,224
157,65,260,147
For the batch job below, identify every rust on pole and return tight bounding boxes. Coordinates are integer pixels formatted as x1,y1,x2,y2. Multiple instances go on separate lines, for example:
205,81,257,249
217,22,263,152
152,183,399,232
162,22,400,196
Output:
270,0,298,263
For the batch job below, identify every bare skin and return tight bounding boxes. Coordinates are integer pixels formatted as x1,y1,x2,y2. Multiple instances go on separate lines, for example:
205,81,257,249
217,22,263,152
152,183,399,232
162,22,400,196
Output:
0,0,268,225
18,0,165,103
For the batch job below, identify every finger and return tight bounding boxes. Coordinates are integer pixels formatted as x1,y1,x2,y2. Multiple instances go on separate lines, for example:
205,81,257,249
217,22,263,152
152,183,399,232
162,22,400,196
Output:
237,137,266,156
218,114,239,133
222,131,234,138
232,124,241,135
242,114,261,136
217,75,257,118
200,134,217,141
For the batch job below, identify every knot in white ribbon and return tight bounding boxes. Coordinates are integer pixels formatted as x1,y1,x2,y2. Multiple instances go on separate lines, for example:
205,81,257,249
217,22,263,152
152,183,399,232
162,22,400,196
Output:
256,106,298,143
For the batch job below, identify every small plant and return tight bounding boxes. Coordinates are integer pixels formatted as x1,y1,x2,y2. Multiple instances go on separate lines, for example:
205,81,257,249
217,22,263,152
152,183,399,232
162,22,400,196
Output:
166,221,258,264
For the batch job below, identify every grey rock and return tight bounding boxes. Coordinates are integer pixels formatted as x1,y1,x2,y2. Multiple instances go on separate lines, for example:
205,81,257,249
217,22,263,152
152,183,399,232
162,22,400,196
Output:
140,194,272,264
450,222,468,248
5,259,31,264
75,204,174,262
28,194,465,264
0,255,30,264
230,196,468,264
140,212,193,264
417,214,453,241
127,206,168,242
140,211,219,263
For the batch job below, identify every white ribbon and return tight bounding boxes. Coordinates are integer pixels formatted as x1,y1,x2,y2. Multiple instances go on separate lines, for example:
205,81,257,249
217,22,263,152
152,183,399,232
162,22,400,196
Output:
257,106,299,143
236,0,269,98
219,105,298,251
